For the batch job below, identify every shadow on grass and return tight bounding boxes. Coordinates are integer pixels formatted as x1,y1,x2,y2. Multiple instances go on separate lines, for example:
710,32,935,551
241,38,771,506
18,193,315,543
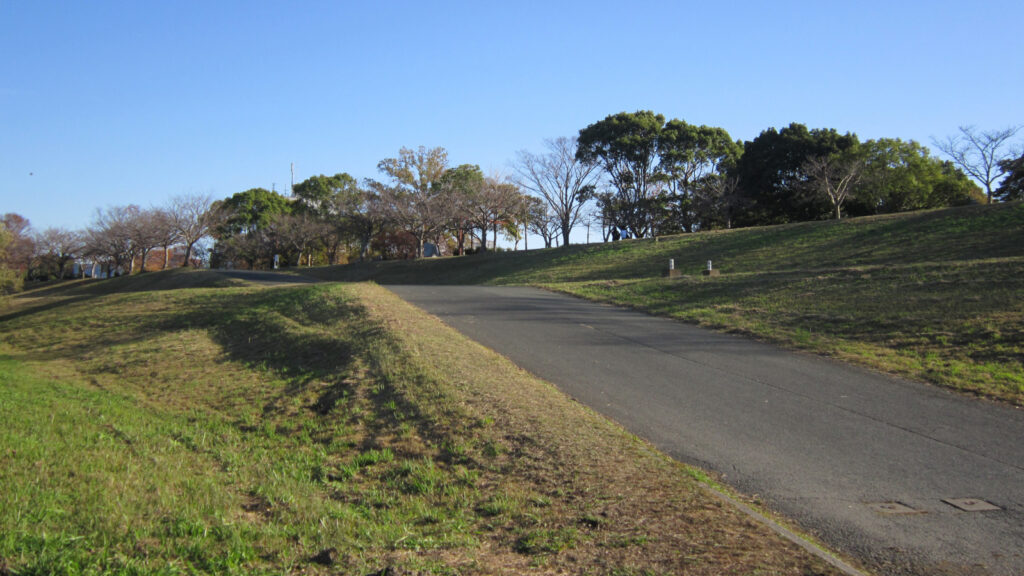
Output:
1,269,241,324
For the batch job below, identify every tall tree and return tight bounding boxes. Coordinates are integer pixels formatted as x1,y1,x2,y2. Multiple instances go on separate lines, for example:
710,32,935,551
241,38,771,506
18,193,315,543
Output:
577,111,665,238
148,209,180,270
210,189,292,269
268,213,328,266
374,146,450,257
126,208,167,273
33,227,83,279
657,121,742,232
85,205,140,276
1,213,34,274
352,183,386,261
292,173,364,264
513,136,599,247
0,221,23,294
996,153,1024,201
213,188,292,237
168,194,213,268
524,196,560,248
732,123,859,225
933,125,1021,204
436,164,485,255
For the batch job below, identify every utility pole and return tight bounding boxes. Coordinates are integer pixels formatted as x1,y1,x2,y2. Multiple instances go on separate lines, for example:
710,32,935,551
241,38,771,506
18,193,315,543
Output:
290,162,295,195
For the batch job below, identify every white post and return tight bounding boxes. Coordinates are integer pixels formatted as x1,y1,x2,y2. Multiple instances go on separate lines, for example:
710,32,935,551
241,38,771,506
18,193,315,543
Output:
669,258,675,271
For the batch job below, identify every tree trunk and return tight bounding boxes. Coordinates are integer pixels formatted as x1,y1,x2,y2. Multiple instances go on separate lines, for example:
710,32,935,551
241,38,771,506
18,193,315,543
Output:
181,242,194,267
163,247,171,269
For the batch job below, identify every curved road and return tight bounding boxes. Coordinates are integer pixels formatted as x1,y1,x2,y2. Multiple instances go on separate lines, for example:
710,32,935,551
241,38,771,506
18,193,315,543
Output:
387,285,1024,576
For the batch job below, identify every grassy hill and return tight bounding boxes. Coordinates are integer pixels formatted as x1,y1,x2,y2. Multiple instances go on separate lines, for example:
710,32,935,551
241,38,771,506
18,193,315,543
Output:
0,270,846,575
305,202,1024,405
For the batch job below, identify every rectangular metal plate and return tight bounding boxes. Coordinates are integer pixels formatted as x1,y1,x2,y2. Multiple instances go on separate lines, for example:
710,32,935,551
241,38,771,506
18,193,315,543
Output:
942,498,1000,512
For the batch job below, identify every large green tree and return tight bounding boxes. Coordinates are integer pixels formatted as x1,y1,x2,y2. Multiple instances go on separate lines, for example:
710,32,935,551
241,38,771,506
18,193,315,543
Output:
211,188,292,269
732,123,859,225
292,173,360,219
292,173,366,263
657,120,742,232
576,111,665,238
214,188,292,236
848,139,981,215
436,164,485,255
996,153,1024,202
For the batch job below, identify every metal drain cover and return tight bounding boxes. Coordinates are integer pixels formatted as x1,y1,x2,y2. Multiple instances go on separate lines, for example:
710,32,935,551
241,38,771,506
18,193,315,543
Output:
867,502,922,515
942,498,1000,512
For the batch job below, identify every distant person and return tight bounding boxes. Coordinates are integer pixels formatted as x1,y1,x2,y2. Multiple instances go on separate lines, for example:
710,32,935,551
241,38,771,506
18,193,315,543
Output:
611,227,621,241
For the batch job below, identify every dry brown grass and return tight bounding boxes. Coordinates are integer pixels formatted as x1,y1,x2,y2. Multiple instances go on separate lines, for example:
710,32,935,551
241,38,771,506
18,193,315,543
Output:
353,282,849,575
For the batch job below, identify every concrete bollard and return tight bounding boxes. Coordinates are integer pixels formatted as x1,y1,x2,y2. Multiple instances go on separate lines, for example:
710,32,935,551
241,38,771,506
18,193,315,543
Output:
702,259,720,277
666,258,681,278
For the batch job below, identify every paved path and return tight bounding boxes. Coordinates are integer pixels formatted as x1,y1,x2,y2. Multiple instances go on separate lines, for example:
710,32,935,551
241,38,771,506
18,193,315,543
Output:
387,285,1024,576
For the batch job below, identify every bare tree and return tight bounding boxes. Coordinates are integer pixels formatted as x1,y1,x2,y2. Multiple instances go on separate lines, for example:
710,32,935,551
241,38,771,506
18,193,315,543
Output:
85,206,138,276
512,136,599,247
693,175,740,230
271,213,328,266
371,181,451,258
802,155,862,220
126,208,168,272
146,208,181,269
33,227,83,279
933,125,1022,204
168,194,213,267
524,197,560,248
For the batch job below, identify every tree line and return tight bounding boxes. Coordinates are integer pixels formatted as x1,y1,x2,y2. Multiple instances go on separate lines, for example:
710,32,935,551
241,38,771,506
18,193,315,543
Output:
578,113,1021,239
1,195,213,291
2,116,1021,290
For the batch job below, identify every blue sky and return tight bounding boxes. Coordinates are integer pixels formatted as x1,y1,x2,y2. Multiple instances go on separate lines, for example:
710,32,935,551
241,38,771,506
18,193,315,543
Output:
2,0,1022,238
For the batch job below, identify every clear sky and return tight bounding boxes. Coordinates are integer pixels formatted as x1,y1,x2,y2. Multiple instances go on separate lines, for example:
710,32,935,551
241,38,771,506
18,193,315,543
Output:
2,0,1022,239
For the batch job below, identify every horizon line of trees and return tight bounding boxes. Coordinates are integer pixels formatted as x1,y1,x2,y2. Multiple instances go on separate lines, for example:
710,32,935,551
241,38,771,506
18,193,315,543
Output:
3,117,1021,290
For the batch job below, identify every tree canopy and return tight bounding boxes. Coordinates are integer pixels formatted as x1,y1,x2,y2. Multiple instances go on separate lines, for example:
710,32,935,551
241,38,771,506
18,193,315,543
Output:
577,111,665,238
214,188,292,237
732,123,859,225
996,153,1024,202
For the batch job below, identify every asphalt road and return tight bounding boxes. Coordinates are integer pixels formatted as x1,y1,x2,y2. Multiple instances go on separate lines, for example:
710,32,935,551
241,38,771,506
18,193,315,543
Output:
387,285,1024,576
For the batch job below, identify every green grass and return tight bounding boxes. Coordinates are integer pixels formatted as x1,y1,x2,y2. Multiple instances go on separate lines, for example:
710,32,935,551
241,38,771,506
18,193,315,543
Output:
305,202,1024,404
0,271,845,574
0,278,484,574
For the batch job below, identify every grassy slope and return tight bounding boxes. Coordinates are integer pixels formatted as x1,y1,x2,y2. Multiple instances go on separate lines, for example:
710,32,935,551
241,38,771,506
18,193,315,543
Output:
305,202,1024,405
0,270,843,575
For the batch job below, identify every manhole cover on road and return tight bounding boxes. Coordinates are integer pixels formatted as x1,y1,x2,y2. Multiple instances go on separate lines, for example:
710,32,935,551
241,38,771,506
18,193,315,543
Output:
867,502,922,515
942,498,1001,512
